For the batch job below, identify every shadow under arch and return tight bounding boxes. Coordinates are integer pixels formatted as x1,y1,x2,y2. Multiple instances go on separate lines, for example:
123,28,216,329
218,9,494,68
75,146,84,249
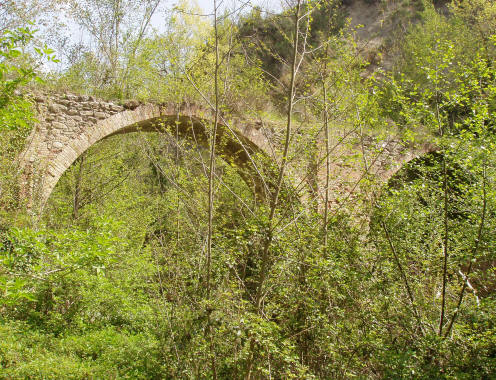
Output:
384,150,474,219
370,148,495,297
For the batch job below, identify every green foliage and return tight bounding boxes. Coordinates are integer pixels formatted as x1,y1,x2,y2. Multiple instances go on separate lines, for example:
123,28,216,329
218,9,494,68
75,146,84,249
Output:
1,1,496,379
367,3,496,378
0,322,163,378
382,2,496,138
0,27,57,129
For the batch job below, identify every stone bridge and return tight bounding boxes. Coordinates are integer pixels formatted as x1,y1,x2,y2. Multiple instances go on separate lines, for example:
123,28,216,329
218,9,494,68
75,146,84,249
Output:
18,92,433,213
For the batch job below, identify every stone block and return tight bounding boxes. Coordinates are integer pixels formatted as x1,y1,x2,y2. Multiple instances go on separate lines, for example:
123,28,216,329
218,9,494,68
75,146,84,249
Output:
65,119,76,128
52,122,66,130
65,108,79,116
48,104,60,113
111,104,124,112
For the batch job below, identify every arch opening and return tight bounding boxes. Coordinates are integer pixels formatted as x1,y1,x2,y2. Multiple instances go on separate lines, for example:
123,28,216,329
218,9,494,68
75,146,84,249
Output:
21,104,273,213
370,150,496,297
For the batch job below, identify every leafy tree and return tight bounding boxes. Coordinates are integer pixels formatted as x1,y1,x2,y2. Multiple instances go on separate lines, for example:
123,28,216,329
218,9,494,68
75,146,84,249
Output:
62,0,166,99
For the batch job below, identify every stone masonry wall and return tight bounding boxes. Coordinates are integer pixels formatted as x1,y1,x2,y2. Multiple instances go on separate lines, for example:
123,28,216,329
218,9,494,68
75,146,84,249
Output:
17,91,433,214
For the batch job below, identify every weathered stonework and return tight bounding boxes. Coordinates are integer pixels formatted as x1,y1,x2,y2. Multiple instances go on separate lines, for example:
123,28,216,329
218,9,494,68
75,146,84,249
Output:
18,91,433,214
19,92,275,211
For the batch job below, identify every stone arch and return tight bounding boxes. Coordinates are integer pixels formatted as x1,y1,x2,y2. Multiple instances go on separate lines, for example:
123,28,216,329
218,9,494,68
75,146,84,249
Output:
371,146,496,296
382,143,439,189
20,101,272,212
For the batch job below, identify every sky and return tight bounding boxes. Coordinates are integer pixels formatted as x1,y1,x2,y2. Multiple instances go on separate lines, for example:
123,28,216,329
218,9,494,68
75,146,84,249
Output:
193,0,280,14
40,0,281,71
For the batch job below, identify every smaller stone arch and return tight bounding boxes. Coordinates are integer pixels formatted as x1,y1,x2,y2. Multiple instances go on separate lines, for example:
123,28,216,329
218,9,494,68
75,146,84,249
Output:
382,143,439,188
371,145,496,296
